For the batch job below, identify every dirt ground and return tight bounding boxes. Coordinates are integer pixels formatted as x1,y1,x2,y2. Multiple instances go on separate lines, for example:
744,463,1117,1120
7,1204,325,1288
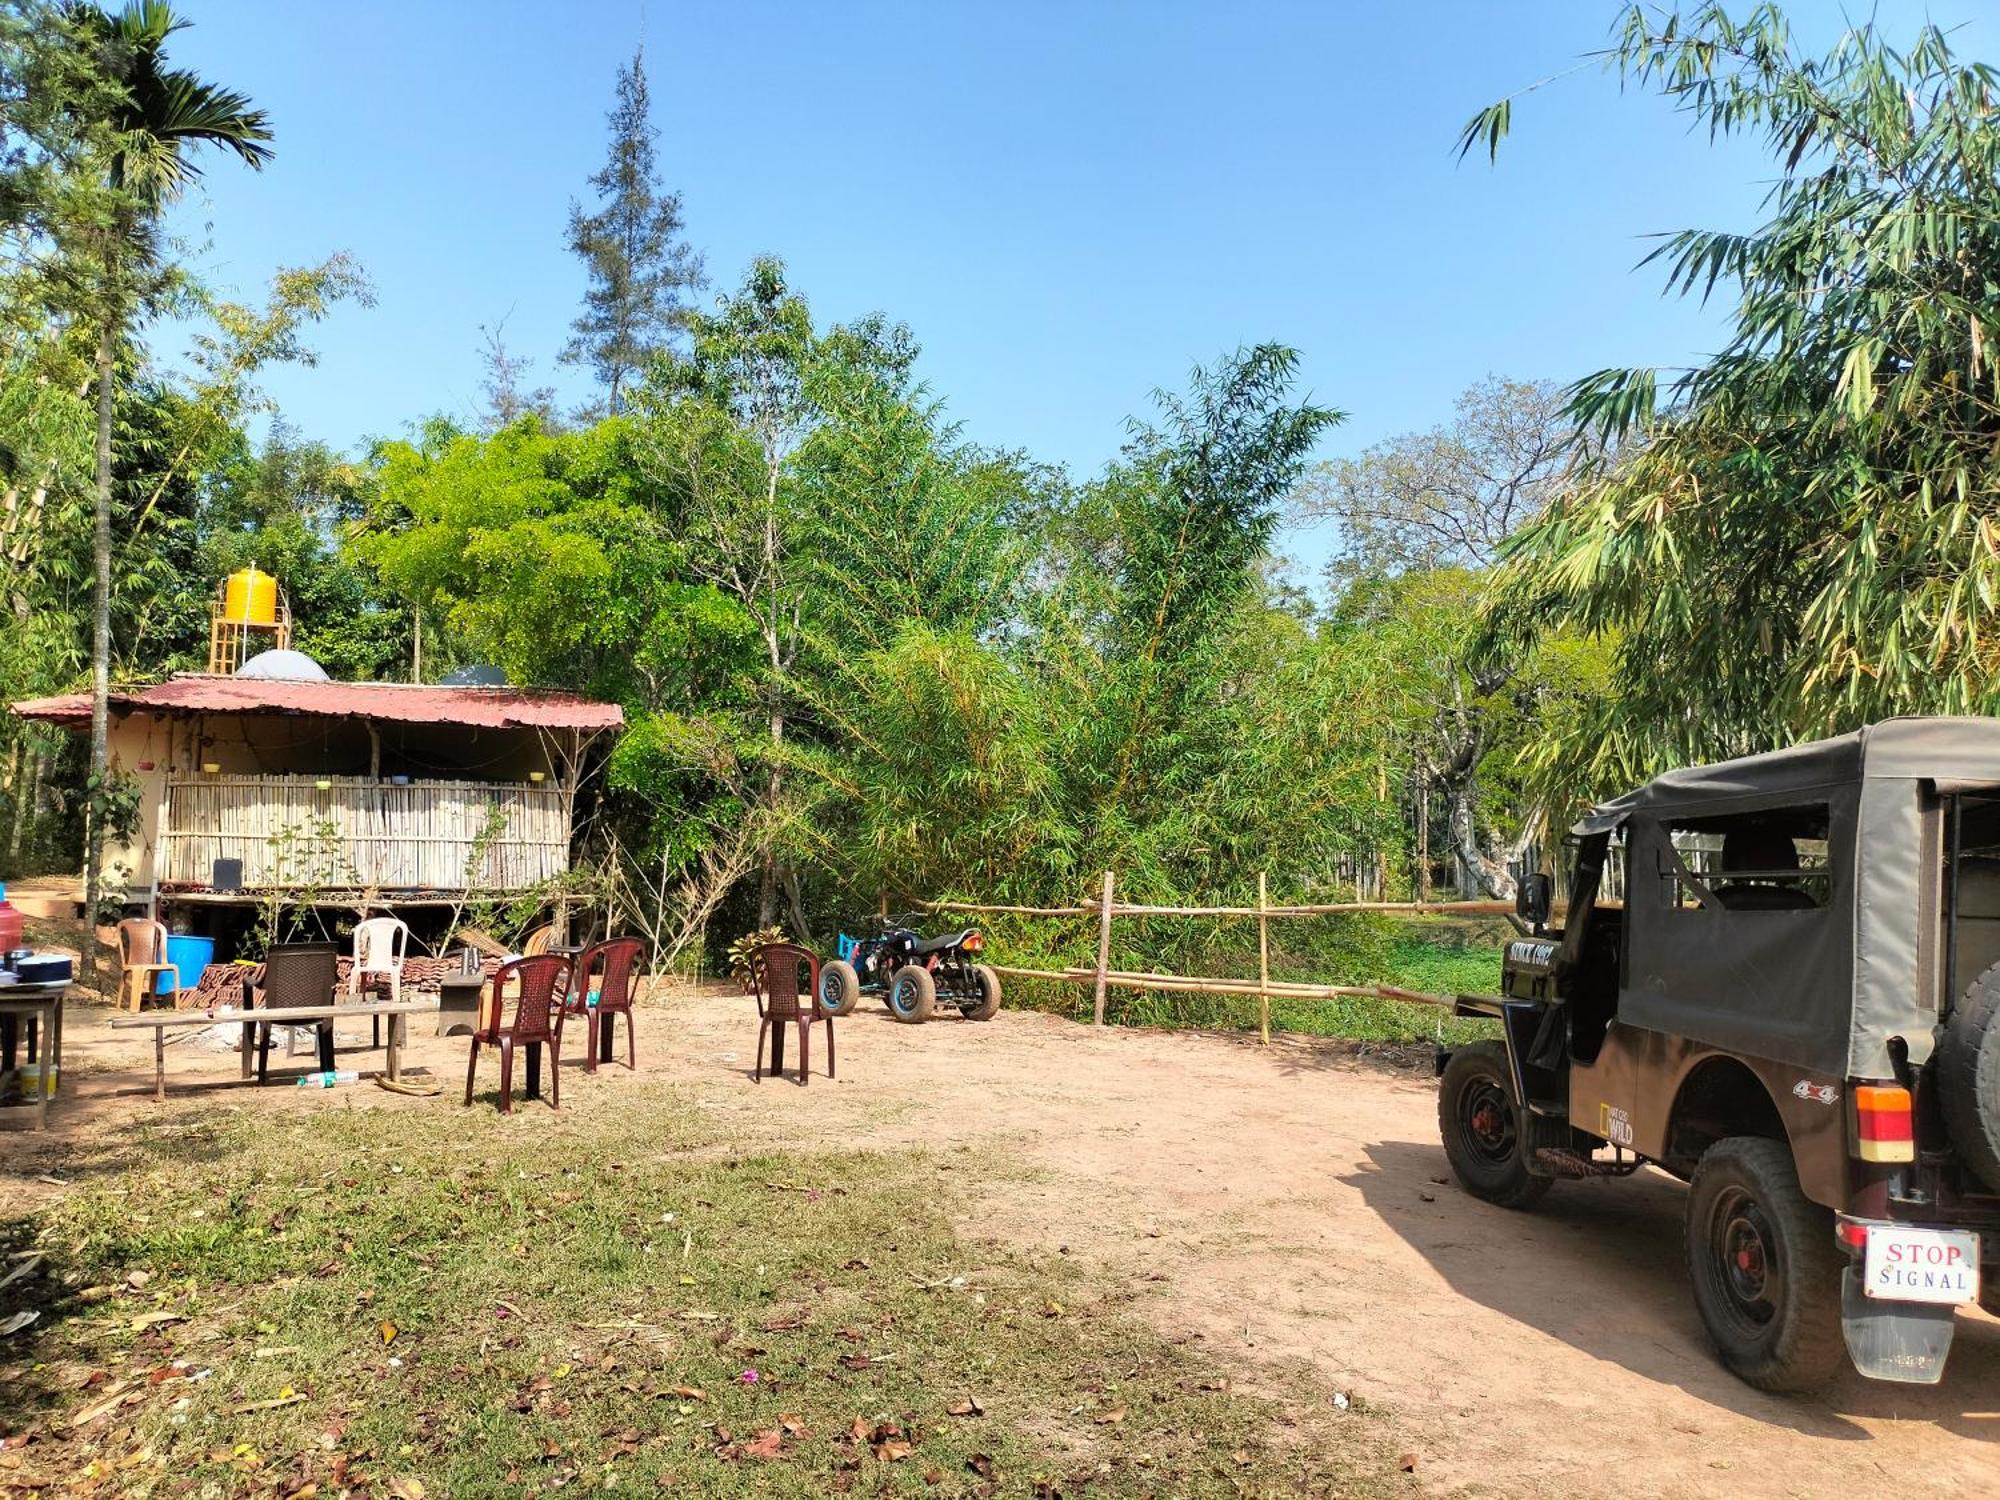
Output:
6,984,1998,1498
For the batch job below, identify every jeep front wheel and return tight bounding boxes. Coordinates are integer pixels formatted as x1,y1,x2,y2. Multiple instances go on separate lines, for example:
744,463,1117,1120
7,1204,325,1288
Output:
1684,1137,1843,1392
1438,1042,1551,1209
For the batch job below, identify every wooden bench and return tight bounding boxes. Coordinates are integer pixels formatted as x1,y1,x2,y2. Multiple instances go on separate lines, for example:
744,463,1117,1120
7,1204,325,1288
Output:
110,999,439,1101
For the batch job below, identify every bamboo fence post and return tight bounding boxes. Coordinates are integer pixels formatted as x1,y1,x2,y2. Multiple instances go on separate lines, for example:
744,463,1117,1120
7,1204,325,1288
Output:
1257,870,1270,1045
1091,869,1115,1026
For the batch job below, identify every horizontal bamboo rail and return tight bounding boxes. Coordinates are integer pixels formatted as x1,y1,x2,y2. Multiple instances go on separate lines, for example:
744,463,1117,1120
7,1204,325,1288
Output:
948,870,1502,1041
926,897,1531,919
988,963,1453,1008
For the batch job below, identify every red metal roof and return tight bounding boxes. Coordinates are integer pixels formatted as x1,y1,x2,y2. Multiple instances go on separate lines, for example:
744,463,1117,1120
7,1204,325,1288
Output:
12,675,624,732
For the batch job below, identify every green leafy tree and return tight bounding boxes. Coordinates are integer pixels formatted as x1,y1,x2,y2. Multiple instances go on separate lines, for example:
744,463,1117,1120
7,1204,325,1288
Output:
1467,5,2000,799
633,256,914,929
1086,344,1340,876
1296,376,1588,893
563,45,704,415
67,0,271,967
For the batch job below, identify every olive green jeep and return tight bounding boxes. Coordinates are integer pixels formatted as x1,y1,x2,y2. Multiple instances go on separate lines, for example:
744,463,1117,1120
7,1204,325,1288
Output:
1440,718,2000,1389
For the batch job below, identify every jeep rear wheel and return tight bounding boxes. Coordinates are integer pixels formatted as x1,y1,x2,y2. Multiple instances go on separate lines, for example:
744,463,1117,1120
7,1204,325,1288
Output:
1438,1042,1551,1209
1685,1137,1843,1392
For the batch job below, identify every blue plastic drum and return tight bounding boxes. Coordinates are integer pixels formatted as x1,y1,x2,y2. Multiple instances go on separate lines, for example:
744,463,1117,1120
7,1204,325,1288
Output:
160,933,216,994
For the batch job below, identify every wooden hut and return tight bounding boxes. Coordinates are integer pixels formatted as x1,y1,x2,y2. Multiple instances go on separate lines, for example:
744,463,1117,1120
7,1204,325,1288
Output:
11,671,622,919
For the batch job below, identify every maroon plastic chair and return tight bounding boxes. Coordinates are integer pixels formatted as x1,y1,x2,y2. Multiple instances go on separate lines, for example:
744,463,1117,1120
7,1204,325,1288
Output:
464,954,572,1114
747,942,831,1085
564,937,645,1073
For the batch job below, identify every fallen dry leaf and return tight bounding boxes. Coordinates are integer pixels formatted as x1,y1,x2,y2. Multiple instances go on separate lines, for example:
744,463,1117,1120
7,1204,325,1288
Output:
875,1440,913,1463
1398,1452,1420,1474
945,1396,984,1417
128,1310,184,1332
965,1453,995,1479
1095,1405,1127,1425
69,1379,137,1427
740,1429,784,1460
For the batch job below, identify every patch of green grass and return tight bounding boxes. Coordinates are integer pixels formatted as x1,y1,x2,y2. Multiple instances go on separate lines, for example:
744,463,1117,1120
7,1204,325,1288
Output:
1,1093,1389,1497
1004,917,1506,1046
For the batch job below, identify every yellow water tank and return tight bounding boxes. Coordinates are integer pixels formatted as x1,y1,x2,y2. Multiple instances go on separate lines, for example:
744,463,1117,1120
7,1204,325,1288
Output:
223,567,278,626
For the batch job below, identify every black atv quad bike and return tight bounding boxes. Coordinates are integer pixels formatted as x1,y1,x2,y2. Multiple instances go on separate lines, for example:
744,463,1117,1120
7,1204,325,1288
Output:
818,919,1003,1024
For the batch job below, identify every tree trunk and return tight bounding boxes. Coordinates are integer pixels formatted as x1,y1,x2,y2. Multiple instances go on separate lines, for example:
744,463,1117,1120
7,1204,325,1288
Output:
83,314,116,974
10,742,39,868
1415,769,1430,902
1445,778,1516,899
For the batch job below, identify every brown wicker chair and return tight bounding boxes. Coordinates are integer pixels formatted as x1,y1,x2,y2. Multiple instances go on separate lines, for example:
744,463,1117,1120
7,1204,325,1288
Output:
464,954,572,1113
249,942,341,1083
746,941,831,1085
564,937,645,1073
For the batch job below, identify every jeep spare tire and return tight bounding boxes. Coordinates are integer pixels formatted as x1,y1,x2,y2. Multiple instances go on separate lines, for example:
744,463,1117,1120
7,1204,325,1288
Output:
1939,962,2000,1193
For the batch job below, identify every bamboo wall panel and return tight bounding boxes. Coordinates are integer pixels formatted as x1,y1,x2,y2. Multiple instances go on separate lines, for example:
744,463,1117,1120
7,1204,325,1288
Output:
160,775,567,891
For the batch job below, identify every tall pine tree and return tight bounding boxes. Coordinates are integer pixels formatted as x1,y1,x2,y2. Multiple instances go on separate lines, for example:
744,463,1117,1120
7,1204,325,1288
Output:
562,46,704,415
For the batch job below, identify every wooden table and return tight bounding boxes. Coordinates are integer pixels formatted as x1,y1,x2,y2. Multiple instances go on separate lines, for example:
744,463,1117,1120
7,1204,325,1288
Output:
0,982,66,1130
110,999,438,1101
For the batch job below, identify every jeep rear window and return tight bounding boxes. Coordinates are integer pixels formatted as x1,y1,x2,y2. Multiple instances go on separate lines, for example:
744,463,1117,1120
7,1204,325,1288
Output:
1657,804,1832,912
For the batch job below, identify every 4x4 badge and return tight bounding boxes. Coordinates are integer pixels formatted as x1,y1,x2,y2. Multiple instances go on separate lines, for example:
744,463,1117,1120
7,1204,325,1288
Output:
1792,1080,1841,1105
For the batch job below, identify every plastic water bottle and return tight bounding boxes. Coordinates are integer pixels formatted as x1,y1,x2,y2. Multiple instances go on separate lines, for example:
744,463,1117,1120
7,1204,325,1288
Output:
295,1069,359,1088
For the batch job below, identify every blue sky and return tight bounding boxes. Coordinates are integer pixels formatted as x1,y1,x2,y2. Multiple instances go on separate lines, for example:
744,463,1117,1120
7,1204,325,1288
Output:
161,1,1997,551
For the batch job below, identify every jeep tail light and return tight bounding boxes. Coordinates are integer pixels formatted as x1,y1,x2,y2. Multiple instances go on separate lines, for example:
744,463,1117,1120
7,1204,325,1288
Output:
1835,1218,1868,1252
1853,1084,1915,1163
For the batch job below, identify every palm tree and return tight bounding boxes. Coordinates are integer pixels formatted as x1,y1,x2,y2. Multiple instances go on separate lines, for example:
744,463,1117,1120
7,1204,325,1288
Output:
74,1,270,967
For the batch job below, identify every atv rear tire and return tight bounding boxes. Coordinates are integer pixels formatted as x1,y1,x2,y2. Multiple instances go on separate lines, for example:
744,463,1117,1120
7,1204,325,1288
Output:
965,964,1002,1021
888,965,936,1023
818,960,860,1018
1438,1042,1551,1210
1938,962,2000,1193
1685,1137,1844,1393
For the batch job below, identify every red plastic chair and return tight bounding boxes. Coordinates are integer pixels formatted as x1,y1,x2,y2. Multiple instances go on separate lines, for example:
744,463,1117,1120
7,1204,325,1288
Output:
564,937,645,1072
464,954,572,1114
747,941,831,1085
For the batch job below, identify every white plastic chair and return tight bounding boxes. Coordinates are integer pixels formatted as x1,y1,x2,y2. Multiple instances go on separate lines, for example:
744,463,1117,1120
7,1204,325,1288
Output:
349,915,411,1049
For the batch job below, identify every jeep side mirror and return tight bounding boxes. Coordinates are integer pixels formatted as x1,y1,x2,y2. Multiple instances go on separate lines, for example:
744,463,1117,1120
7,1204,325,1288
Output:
1516,871,1553,932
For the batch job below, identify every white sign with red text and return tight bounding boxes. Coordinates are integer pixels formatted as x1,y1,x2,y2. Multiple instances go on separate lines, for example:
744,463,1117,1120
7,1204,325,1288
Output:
1862,1227,1981,1305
